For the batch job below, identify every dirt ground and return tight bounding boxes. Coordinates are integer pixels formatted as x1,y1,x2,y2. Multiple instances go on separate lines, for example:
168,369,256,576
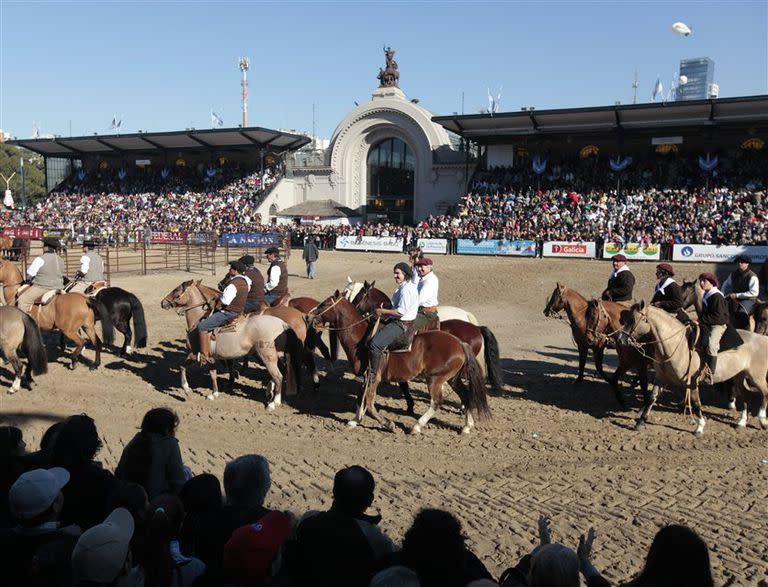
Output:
1,250,766,585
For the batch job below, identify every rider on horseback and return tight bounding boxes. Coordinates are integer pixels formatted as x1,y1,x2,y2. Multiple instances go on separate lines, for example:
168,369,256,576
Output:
697,272,728,385
411,257,439,332
601,254,635,307
721,255,760,317
264,246,288,306
650,263,683,314
197,261,251,365
16,237,65,315
218,255,266,312
73,240,105,291
366,262,418,383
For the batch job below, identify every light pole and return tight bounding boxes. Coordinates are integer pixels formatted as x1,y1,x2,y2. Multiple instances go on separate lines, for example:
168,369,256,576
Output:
239,57,250,128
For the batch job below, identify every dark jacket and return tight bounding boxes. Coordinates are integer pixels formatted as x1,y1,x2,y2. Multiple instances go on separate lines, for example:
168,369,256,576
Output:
245,267,266,303
602,269,635,302
223,275,250,314
267,260,289,295
0,523,80,586
302,242,319,263
651,279,683,313
58,462,118,530
701,290,729,326
115,433,186,500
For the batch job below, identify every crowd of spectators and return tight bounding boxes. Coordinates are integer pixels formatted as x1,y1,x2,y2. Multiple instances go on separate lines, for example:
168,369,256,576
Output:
2,414,717,587
5,162,284,242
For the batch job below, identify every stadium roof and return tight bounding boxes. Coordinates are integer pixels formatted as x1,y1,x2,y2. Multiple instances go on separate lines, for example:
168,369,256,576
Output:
432,95,768,143
11,126,311,157
276,199,358,218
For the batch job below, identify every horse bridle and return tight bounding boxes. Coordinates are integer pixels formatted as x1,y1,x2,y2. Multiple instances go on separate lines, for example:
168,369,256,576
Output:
164,283,215,317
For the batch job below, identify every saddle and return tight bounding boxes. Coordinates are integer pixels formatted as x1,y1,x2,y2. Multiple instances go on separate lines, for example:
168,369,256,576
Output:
212,314,248,338
694,324,745,353
270,294,291,307
34,289,62,306
86,280,108,297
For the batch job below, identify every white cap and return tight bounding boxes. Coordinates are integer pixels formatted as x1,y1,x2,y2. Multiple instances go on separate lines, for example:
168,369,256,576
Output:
9,467,70,519
72,507,135,583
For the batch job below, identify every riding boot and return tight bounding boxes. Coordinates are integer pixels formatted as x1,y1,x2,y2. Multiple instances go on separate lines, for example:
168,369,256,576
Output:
366,351,381,385
702,354,717,385
198,331,215,365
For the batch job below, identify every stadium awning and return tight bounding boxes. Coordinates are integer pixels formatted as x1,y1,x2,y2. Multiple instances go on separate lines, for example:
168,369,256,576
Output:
10,127,311,157
432,95,768,142
276,199,358,218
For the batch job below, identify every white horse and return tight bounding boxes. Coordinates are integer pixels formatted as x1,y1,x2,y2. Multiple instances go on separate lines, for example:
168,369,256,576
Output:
622,301,768,436
343,277,479,325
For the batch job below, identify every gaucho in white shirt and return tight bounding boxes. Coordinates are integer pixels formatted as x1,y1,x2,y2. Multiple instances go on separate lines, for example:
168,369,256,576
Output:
411,257,440,331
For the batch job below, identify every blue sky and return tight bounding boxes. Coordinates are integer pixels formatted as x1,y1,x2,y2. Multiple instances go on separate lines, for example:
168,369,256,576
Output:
1,1,766,140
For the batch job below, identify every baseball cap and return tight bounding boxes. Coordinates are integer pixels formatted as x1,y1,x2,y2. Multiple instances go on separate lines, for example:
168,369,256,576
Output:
224,510,291,582
9,467,70,519
71,508,135,584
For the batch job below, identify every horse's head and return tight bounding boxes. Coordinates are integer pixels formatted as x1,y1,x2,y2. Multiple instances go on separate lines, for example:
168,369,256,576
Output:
620,300,651,343
161,280,194,310
307,290,345,329
543,282,566,317
342,278,364,303
752,301,768,336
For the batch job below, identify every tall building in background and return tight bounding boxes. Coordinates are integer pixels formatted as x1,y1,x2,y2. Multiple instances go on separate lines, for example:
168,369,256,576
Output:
677,57,717,101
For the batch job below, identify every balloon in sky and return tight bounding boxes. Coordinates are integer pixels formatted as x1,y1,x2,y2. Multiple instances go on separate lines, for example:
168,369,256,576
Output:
672,22,692,36
679,75,688,85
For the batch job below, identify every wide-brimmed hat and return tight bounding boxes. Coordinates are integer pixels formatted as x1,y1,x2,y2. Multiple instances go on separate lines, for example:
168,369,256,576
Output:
42,237,61,249
414,257,433,267
656,263,675,276
71,508,135,584
264,246,280,256
9,467,70,519
611,254,627,262
238,255,255,266
698,272,718,286
230,261,247,273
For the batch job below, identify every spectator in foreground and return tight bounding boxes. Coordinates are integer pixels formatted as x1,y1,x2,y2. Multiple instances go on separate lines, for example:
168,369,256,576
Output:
115,408,186,499
370,566,421,587
178,473,224,571
71,507,135,586
294,465,395,587
107,482,150,567
223,509,292,586
0,425,27,525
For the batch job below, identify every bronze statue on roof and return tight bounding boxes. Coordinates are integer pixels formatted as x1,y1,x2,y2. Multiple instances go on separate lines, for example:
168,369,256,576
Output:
377,46,400,88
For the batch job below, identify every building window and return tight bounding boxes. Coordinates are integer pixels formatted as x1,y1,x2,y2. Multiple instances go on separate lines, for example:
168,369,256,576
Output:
366,138,415,224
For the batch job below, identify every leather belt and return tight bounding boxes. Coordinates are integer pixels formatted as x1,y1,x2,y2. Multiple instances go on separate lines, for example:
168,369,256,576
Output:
419,306,438,313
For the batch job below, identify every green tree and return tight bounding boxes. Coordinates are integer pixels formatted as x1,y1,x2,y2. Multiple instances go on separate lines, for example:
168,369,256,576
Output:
0,142,47,205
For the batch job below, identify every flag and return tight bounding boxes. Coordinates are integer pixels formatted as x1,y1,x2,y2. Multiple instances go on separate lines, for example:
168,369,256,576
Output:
652,76,663,101
211,110,223,128
110,116,117,130
487,89,496,116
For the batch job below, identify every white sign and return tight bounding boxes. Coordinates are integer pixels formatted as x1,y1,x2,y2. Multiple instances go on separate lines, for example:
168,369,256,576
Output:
336,235,404,252
416,238,448,255
603,242,662,261
542,241,596,258
651,136,683,145
672,244,768,263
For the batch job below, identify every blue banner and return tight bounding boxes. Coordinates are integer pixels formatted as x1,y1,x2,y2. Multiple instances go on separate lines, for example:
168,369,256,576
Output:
456,239,537,256
219,233,282,247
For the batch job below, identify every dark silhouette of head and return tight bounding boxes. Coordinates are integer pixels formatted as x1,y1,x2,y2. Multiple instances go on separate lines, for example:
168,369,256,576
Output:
332,465,375,516
631,524,714,587
52,414,102,469
402,509,466,587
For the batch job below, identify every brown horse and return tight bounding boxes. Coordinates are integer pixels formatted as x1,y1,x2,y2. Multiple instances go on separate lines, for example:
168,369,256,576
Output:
584,299,650,413
20,289,114,369
289,296,338,363
543,283,607,382
0,306,48,393
351,282,504,397
309,291,491,435
0,259,24,305
161,280,302,407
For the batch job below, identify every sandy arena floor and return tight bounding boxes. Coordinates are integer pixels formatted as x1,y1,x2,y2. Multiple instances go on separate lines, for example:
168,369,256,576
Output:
1,251,766,585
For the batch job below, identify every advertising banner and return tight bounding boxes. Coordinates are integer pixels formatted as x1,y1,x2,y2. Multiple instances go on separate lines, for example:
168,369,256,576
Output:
150,231,187,244
219,233,282,247
335,235,404,252
42,228,69,239
456,239,537,256
603,242,662,261
672,244,768,263
2,227,42,239
542,241,596,258
187,232,215,245
416,238,449,255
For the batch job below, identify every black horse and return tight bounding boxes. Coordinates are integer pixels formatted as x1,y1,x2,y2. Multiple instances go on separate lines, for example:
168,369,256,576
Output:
83,286,148,356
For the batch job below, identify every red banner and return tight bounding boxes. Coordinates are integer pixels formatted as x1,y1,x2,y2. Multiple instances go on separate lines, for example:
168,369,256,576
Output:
150,231,187,244
2,227,43,239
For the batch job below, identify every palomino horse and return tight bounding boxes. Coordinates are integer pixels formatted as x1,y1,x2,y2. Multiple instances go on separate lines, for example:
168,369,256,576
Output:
19,289,114,369
344,278,479,325
351,282,504,397
160,280,302,409
753,301,768,335
543,283,607,382
84,281,148,356
309,291,491,435
621,301,768,435
0,259,24,305
584,299,651,412
194,284,320,389
680,279,760,331
0,306,48,393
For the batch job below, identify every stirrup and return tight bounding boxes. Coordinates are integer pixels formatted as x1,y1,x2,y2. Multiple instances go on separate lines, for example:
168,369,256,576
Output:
197,352,215,365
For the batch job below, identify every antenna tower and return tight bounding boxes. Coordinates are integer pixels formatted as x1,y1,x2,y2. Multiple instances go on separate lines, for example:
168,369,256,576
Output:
239,57,250,127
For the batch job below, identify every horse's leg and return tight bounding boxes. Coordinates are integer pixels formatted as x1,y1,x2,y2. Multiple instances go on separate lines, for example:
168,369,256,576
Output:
411,377,445,434
690,385,706,436
575,344,587,383
593,345,606,380
117,320,131,356
59,332,66,352
61,328,85,370
609,360,629,410
348,372,380,428
399,382,416,417
180,355,194,394
303,349,320,392
82,323,102,370
745,372,768,429
7,355,23,394
448,375,475,435
635,369,657,431
264,353,284,411
206,365,220,401
733,375,749,429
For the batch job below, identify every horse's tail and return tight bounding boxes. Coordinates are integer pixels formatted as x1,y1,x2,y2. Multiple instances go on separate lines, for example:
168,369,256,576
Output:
329,329,338,362
459,341,491,421
283,326,304,396
127,293,148,348
480,326,504,394
20,311,48,376
87,297,114,345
